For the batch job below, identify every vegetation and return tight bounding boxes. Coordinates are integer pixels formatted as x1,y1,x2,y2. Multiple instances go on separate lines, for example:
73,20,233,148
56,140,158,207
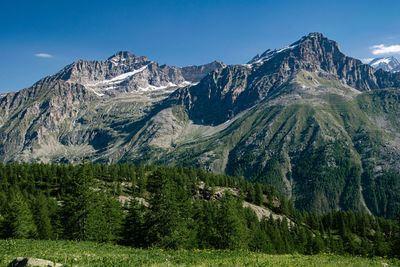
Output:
0,162,399,259
1,239,399,267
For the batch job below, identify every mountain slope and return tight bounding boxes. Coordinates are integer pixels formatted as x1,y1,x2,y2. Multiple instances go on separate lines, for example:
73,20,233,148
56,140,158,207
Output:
1,33,400,217
0,54,224,162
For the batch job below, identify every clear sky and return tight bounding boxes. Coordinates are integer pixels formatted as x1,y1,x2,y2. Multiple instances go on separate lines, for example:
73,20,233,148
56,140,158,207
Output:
1,0,400,93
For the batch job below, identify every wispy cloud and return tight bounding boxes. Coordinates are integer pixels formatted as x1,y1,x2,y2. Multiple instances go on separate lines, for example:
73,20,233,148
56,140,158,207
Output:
34,53,53,58
371,44,400,55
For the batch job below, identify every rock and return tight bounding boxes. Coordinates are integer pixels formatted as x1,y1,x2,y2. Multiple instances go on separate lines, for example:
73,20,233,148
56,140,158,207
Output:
7,257,62,267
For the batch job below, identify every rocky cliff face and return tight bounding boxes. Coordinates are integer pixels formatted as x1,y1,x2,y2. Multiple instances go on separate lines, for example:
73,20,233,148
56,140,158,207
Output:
167,33,400,125
49,51,225,96
0,52,224,162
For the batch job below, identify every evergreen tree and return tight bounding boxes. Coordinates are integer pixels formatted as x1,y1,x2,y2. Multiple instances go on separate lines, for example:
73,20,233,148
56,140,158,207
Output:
215,191,249,250
194,201,219,249
61,162,96,240
4,191,37,239
145,170,194,249
122,198,147,247
33,193,53,239
85,191,123,242
254,183,263,206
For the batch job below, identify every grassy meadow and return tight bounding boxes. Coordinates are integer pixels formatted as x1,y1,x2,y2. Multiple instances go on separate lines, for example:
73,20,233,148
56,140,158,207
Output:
1,239,399,266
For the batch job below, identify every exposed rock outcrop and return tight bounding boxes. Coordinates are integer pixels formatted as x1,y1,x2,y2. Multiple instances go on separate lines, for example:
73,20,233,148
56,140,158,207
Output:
7,257,62,267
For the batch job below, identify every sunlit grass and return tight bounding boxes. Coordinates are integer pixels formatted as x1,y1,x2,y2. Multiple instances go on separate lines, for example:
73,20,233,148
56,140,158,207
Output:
1,239,399,266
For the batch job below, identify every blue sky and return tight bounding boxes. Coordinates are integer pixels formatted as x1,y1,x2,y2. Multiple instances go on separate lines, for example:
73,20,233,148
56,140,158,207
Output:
1,0,400,93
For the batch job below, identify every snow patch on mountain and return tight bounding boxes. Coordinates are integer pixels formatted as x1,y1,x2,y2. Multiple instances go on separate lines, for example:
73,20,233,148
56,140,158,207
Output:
371,58,391,67
138,81,193,92
86,65,148,87
367,57,400,72
248,45,296,64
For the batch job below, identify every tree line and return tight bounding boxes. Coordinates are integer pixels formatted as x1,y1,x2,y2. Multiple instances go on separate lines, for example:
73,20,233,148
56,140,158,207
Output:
0,162,399,258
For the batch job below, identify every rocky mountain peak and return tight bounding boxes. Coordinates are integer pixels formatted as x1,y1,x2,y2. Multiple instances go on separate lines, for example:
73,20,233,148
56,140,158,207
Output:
20,50,225,98
106,51,150,67
248,32,340,65
248,32,389,92
366,56,400,73
107,51,135,60
295,32,340,52
173,33,400,126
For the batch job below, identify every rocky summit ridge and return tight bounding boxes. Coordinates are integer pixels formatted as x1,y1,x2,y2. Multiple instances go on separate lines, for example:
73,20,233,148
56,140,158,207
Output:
365,56,400,73
48,51,225,96
1,33,400,216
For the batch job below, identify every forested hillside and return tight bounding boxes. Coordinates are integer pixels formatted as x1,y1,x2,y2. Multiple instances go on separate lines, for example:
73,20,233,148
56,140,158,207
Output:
0,162,399,258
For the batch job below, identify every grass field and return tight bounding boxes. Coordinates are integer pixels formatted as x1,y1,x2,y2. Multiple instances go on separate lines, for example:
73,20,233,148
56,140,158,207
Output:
1,239,399,266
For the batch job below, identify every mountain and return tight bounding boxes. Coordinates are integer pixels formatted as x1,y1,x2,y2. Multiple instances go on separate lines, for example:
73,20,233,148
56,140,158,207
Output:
49,51,225,96
365,56,400,72
1,33,400,217
0,54,225,163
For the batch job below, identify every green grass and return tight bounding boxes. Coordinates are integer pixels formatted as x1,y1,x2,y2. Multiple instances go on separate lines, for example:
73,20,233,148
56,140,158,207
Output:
1,239,399,266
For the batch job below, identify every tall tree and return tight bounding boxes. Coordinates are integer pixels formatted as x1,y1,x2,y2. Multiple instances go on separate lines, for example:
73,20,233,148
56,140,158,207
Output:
4,190,37,239
85,191,123,242
61,162,96,240
122,198,147,247
215,191,249,250
145,169,194,249
33,193,53,239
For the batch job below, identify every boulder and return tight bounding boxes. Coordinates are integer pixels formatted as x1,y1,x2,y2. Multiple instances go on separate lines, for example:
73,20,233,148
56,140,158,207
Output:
7,257,62,267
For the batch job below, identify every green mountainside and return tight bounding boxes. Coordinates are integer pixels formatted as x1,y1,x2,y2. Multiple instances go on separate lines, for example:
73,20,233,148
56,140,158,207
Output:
0,33,400,216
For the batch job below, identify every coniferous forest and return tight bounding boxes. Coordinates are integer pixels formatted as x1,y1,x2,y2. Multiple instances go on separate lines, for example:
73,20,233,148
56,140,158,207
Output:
0,162,399,259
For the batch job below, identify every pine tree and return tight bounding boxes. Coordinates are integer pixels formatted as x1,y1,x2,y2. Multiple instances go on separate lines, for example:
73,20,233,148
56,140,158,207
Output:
392,215,400,258
194,201,219,249
85,191,123,242
122,198,147,247
246,185,256,203
33,193,53,239
61,162,96,240
254,183,263,206
373,226,390,256
4,191,37,239
215,191,249,250
145,170,194,249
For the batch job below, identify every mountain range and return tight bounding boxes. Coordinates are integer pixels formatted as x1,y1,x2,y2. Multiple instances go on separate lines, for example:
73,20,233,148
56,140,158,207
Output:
365,56,400,73
1,32,400,217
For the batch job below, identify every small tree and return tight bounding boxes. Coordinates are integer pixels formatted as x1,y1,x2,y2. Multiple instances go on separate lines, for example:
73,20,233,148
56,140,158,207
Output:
254,183,263,206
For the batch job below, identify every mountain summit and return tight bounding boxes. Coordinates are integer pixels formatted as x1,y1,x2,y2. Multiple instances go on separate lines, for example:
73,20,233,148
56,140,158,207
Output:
168,32,400,125
1,33,400,217
48,52,224,97
365,56,400,73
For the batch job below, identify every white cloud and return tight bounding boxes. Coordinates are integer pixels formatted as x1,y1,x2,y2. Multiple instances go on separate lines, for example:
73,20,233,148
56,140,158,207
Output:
34,53,53,58
371,44,400,55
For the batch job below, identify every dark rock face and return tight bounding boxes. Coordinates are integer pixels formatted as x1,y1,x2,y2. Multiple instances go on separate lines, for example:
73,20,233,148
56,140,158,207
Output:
180,61,226,82
167,65,253,125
